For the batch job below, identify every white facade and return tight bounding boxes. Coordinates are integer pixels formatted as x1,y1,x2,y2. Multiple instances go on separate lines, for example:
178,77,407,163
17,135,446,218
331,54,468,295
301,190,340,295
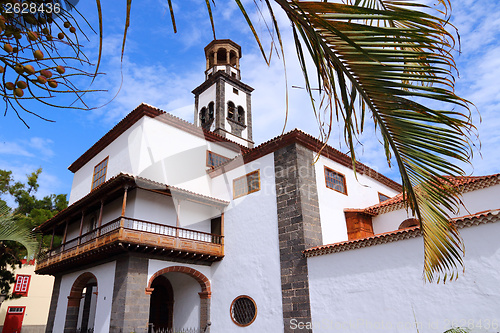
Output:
52,261,116,333
308,219,500,333
315,155,400,244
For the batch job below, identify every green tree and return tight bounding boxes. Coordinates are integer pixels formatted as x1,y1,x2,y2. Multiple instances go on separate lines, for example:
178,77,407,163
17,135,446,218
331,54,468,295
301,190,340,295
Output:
0,168,67,300
0,202,36,301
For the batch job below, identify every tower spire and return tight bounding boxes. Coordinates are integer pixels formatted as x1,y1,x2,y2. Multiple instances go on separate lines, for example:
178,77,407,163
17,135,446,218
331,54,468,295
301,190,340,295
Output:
192,39,254,148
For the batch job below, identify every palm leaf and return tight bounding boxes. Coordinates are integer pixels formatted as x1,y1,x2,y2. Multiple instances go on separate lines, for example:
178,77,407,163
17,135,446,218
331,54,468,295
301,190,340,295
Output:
0,204,38,260
264,0,473,282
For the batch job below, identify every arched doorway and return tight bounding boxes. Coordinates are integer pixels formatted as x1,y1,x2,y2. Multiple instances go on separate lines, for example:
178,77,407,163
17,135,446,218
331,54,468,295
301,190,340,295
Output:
148,275,174,332
147,266,211,330
64,272,98,333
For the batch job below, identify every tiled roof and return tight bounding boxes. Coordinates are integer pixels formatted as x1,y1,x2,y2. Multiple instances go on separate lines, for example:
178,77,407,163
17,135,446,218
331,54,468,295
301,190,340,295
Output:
304,209,500,257
208,128,403,193
364,174,500,215
68,103,247,173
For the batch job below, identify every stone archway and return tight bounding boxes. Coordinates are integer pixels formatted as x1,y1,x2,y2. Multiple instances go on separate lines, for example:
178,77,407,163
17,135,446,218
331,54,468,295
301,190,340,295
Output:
146,266,211,330
65,272,98,333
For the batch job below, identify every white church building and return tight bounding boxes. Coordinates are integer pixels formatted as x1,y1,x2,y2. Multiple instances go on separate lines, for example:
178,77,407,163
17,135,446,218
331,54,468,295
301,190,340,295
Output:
35,39,500,333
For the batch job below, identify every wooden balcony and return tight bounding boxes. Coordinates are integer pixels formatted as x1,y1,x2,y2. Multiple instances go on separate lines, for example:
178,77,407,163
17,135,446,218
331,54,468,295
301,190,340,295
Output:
35,217,224,275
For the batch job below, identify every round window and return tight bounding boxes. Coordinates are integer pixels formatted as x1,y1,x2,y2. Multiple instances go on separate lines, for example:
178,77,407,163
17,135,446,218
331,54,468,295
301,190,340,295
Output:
230,295,257,326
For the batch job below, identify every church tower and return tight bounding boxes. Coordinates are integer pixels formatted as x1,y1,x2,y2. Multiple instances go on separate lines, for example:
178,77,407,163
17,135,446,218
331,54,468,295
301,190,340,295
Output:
192,39,254,148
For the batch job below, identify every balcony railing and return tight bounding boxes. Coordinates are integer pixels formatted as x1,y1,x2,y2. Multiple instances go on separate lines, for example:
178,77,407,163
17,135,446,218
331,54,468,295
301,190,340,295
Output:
37,217,223,272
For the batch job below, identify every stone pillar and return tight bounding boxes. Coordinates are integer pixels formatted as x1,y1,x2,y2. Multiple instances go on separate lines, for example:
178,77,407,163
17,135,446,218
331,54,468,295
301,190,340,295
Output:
274,143,323,332
199,292,211,332
64,296,81,333
45,275,62,333
214,78,226,137
246,91,253,147
109,254,150,333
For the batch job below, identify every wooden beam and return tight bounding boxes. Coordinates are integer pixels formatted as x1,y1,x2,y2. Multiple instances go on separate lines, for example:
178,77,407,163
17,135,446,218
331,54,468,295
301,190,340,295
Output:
50,228,55,249
220,211,225,256
62,220,68,250
97,200,104,236
78,211,85,245
121,186,129,217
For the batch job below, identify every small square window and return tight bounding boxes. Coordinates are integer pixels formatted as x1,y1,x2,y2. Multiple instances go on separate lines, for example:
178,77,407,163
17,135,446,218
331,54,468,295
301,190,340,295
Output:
324,167,347,195
207,151,230,168
233,88,239,95
378,192,391,202
13,275,31,297
233,170,260,199
92,157,109,190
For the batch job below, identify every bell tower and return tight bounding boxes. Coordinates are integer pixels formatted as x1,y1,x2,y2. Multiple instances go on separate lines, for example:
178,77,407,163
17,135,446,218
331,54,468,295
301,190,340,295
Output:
192,39,254,148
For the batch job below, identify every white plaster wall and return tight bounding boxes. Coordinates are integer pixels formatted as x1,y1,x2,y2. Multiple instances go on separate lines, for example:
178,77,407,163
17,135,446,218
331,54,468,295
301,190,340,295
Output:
51,261,116,333
166,272,201,329
69,119,146,204
372,184,500,235
372,209,414,235
315,155,400,244
210,153,285,332
129,188,177,225
100,197,123,225
198,84,216,114
308,221,500,333
455,184,500,217
69,113,242,205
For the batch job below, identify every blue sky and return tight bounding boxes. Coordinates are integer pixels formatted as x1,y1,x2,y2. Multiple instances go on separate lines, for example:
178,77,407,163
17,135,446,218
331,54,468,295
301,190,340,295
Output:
1,0,499,203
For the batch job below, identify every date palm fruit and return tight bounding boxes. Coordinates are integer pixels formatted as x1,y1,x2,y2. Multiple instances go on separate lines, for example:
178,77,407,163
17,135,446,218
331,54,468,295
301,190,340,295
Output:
56,66,65,74
38,17,46,25
37,76,47,84
34,50,44,60
64,21,71,28
27,31,38,41
14,88,24,97
24,65,35,75
42,28,49,35
69,27,76,34
12,47,18,53
0,66,4,74
58,32,64,40
14,64,24,74
3,43,13,53
40,70,52,78
48,80,58,88
5,82,14,90
14,32,21,40
16,81,27,89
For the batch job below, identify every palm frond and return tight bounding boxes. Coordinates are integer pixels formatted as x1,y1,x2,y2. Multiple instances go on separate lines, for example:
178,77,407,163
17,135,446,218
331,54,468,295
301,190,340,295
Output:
266,0,473,282
0,204,38,260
